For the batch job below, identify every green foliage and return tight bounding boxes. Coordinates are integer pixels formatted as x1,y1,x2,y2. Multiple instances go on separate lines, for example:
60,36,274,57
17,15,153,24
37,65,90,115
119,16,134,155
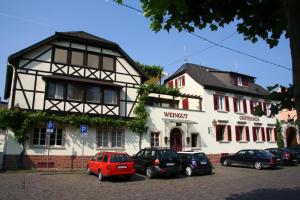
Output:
275,119,285,148
253,106,264,117
139,0,287,48
266,84,295,116
0,84,181,143
136,61,163,78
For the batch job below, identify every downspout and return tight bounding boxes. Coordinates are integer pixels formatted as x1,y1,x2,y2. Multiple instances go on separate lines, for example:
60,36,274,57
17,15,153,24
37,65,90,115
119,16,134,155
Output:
7,62,17,109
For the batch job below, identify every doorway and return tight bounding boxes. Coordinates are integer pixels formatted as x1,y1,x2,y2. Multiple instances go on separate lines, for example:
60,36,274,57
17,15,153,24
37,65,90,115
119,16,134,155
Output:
286,127,298,147
170,128,182,152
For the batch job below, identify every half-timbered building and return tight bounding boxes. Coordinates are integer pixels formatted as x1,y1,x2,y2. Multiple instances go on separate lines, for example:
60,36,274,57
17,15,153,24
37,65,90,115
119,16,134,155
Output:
3,31,147,169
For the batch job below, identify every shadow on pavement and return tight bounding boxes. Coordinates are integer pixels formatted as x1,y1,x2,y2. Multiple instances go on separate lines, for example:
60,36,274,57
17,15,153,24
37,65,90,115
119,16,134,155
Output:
226,187,300,200
105,174,146,182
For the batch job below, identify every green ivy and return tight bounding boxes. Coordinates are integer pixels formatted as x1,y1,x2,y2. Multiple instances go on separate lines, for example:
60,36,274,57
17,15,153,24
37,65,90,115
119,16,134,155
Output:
0,83,181,143
275,119,285,148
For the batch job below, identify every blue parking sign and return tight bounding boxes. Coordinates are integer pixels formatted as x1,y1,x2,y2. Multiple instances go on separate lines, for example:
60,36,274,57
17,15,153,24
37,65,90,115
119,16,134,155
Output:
46,121,54,133
80,125,88,136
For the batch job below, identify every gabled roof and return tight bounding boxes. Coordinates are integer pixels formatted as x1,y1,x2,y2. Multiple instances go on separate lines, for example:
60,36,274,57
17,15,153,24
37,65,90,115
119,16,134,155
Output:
164,63,269,97
5,31,148,99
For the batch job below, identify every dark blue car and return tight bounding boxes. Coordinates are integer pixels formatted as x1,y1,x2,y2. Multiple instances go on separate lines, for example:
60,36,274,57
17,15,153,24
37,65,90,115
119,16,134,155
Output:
178,152,213,176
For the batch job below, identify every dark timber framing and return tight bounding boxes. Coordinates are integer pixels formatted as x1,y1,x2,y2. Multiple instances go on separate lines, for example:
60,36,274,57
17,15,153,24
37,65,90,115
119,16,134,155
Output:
5,32,146,119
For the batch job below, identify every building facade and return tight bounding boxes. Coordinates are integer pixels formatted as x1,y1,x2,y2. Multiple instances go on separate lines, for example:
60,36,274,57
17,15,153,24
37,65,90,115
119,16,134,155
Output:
2,32,285,169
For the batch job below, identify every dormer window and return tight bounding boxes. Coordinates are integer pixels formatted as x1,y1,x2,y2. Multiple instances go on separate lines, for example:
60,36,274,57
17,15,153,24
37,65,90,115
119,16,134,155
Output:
237,77,243,86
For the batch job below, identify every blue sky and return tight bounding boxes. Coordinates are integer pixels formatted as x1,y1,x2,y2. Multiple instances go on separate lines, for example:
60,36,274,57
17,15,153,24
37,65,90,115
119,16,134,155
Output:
0,0,292,100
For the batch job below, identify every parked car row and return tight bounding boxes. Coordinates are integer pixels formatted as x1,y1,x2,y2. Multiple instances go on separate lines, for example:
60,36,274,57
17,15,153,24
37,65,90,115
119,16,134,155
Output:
86,147,213,181
220,147,300,170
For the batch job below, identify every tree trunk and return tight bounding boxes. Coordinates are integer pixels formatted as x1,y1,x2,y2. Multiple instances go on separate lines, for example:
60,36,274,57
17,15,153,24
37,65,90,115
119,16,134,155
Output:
285,0,300,140
18,140,25,169
139,132,142,150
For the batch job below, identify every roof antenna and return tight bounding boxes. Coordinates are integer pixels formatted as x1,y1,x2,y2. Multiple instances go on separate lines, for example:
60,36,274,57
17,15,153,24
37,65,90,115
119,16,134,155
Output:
235,59,239,72
184,46,188,63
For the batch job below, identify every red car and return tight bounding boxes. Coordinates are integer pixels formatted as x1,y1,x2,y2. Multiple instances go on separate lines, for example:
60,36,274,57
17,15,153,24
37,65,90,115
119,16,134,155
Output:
87,152,135,181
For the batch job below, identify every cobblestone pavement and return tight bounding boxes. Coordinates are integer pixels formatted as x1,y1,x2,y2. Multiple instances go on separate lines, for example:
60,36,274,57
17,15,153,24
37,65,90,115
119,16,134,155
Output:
1,165,300,200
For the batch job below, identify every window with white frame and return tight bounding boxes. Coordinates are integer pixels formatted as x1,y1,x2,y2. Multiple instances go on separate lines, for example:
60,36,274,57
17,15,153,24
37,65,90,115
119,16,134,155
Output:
32,127,64,146
97,129,124,149
237,77,243,86
217,96,224,110
151,132,160,147
236,98,242,113
267,128,275,141
177,76,185,87
266,103,272,116
236,126,248,142
214,94,229,111
253,127,261,141
47,82,64,100
216,125,231,142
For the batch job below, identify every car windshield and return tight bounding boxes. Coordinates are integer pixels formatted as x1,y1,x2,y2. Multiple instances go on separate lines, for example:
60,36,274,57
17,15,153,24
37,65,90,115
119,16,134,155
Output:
256,150,273,158
158,150,178,160
110,154,131,163
194,153,208,162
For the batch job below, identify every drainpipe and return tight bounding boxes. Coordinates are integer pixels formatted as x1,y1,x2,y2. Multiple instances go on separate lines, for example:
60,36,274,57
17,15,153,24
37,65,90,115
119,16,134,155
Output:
7,62,17,109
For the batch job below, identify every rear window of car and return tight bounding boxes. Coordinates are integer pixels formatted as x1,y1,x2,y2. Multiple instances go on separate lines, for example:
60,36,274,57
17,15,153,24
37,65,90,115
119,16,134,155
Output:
194,153,208,162
110,154,131,163
158,150,178,160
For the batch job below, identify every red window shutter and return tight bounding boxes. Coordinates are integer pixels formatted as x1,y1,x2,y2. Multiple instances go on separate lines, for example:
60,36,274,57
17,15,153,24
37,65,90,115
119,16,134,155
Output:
252,127,257,141
213,94,218,110
235,126,240,141
274,128,278,141
250,100,254,114
261,127,265,141
246,126,250,141
168,80,173,88
233,97,237,113
263,102,267,115
243,99,247,113
216,125,221,141
182,75,185,86
227,125,232,141
266,128,270,141
225,96,229,111
182,98,189,109
234,77,238,86
175,79,178,88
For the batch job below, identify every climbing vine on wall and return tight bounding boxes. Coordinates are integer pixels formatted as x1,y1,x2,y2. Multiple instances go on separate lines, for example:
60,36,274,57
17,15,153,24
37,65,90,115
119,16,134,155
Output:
0,83,181,144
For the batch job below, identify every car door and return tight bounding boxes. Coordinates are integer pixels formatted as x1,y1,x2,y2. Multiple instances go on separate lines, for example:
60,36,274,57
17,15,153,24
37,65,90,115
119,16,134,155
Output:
134,149,145,172
89,154,98,173
244,150,255,167
231,150,247,166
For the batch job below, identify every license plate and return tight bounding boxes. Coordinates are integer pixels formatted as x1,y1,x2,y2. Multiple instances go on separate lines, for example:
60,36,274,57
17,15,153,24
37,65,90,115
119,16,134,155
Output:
166,163,175,166
117,165,127,169
200,161,207,165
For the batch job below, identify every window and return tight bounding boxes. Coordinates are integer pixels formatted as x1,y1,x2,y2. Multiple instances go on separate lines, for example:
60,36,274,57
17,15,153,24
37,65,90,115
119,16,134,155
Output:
235,126,249,142
71,51,84,66
213,94,229,111
151,132,160,147
47,82,64,100
104,89,118,105
237,77,243,86
266,128,275,141
67,83,84,101
54,48,68,64
233,98,243,113
191,133,199,147
252,127,262,141
96,129,124,149
102,56,115,71
250,100,261,114
87,54,99,69
32,128,64,146
216,125,232,142
86,86,101,103
177,75,185,87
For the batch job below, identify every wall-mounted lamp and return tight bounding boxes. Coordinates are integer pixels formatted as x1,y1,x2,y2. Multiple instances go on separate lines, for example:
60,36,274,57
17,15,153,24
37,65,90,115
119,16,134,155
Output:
212,119,217,127
164,136,168,145
186,137,190,145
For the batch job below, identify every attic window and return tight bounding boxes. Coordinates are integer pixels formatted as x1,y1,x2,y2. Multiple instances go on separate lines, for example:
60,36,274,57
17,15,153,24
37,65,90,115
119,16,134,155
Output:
237,77,243,86
235,76,249,87
54,48,68,64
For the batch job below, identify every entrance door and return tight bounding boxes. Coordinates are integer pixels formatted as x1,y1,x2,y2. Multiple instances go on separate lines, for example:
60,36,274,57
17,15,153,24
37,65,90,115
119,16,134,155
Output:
170,128,182,152
286,127,298,147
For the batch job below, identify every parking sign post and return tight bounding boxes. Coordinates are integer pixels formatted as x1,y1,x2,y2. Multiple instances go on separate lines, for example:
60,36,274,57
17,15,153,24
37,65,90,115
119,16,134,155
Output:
80,125,88,170
46,121,54,173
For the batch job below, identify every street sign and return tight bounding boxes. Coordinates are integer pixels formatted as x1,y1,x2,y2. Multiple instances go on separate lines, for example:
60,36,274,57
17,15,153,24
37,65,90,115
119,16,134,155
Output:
80,125,88,137
46,121,54,133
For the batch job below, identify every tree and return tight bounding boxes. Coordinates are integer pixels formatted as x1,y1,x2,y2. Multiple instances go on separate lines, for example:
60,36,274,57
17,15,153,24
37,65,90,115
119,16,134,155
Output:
275,119,285,148
119,0,300,137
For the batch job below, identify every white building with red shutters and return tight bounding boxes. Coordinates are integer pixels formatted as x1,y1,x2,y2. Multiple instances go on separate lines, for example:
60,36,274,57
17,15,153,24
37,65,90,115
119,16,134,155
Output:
143,63,280,162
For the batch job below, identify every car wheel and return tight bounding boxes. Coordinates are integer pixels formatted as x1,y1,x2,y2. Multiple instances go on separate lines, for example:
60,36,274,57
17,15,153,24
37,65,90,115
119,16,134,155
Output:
223,159,230,167
254,162,263,170
146,167,154,179
125,175,132,181
86,166,92,175
98,170,104,181
185,166,193,176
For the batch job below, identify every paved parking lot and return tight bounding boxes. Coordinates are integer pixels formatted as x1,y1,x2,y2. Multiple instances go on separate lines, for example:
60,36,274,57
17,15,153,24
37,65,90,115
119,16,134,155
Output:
1,165,300,200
